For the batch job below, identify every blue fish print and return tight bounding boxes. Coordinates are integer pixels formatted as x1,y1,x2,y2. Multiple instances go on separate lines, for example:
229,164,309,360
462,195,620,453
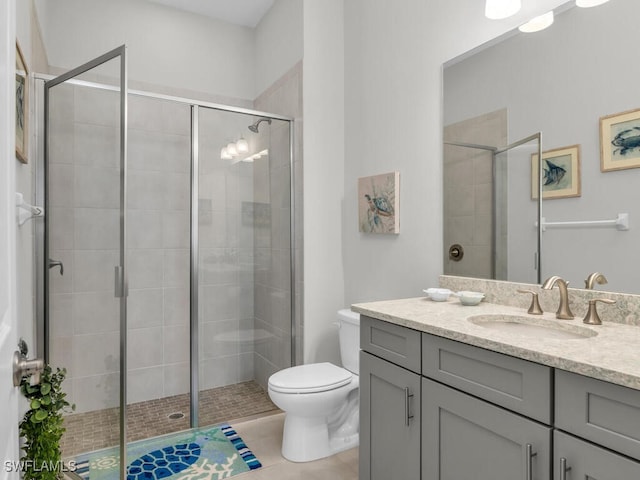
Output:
543,159,566,186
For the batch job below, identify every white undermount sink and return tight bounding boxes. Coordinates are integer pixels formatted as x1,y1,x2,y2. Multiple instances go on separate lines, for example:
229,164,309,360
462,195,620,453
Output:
467,314,598,340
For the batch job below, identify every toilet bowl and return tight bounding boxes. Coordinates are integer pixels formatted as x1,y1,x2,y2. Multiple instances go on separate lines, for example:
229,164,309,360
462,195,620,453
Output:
268,309,360,462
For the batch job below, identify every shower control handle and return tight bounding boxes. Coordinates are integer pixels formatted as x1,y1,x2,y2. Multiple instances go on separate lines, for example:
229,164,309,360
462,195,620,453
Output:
49,258,64,276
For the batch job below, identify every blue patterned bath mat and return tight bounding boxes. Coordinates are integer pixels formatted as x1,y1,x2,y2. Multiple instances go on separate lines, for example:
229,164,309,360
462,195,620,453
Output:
73,424,261,480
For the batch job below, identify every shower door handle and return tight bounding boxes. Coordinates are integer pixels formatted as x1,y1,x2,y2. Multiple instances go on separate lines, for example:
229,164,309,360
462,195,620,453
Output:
49,258,64,275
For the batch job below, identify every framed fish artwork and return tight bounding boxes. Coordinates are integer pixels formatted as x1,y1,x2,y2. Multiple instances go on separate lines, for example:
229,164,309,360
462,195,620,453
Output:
531,145,581,200
15,41,28,164
600,108,640,172
358,171,400,234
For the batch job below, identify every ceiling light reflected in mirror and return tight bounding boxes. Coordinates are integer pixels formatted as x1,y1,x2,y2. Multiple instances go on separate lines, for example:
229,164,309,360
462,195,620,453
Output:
518,10,554,33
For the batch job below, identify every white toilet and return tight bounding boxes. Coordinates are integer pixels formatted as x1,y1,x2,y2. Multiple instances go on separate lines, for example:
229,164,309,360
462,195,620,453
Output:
268,309,360,462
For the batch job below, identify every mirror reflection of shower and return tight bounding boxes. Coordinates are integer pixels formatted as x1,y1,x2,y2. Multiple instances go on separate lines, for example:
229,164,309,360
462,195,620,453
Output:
220,117,271,162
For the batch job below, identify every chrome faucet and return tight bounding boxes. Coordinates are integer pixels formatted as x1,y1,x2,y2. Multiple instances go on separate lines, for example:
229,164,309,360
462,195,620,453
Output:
584,272,607,290
542,275,574,320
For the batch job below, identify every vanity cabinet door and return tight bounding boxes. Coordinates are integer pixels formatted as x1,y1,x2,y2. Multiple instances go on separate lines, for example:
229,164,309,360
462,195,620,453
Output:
554,430,640,479
555,369,640,461
360,351,421,480
422,378,551,480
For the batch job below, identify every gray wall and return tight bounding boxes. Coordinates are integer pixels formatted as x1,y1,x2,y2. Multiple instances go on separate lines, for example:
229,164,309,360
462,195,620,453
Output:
341,0,567,316
444,0,640,293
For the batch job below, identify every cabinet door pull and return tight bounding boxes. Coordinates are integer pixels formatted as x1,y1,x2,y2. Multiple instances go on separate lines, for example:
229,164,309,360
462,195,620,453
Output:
404,387,414,426
525,444,538,480
559,457,572,480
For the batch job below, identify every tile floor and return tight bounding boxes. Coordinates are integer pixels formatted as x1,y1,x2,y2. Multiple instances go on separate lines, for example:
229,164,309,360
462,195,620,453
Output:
232,413,359,479
61,381,277,457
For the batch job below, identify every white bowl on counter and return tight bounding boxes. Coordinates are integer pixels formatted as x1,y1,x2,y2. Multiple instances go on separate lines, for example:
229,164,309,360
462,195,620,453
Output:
456,291,485,306
423,288,453,302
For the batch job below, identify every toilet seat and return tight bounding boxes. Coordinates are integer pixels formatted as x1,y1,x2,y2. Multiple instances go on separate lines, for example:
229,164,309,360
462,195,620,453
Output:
268,362,353,394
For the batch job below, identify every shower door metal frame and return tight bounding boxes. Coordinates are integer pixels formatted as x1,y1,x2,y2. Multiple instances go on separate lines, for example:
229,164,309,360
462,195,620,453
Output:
42,45,129,480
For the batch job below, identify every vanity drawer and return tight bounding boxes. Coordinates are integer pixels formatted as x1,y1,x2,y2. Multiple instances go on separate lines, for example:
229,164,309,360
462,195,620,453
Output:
555,369,640,461
360,316,421,374
422,333,552,424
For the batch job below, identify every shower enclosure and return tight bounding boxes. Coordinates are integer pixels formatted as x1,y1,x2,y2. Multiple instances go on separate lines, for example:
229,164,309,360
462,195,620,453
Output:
36,47,295,473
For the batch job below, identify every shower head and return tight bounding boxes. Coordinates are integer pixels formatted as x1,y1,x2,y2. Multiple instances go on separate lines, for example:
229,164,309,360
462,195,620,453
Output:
248,118,272,133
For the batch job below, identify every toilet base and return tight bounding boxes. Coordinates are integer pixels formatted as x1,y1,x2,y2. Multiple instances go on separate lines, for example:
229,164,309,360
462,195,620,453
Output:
281,415,359,462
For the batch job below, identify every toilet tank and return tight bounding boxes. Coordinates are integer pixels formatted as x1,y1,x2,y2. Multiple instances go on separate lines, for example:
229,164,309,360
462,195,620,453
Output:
337,309,360,374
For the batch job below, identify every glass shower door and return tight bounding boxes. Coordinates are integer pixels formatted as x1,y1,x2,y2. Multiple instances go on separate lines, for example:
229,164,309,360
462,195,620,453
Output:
195,106,292,427
44,46,128,476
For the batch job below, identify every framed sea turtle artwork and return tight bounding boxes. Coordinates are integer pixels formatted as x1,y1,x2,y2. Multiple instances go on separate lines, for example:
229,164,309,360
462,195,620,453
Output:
600,108,640,172
358,171,400,234
531,145,581,200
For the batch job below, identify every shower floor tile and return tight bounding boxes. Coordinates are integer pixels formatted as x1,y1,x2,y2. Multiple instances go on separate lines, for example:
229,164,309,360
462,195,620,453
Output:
61,380,277,458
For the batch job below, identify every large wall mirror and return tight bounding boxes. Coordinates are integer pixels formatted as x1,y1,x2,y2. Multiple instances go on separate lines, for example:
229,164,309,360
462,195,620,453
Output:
443,0,640,294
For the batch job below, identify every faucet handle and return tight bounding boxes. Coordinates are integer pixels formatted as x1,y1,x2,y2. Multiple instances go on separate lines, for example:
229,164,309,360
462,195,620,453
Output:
583,298,616,325
585,272,608,290
517,289,544,315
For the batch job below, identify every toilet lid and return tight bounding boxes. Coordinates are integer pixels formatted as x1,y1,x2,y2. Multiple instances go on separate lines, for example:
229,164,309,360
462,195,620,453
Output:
268,362,353,393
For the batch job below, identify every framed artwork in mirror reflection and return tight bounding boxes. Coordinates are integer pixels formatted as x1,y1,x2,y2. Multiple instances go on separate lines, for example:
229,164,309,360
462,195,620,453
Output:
358,171,400,234
600,108,640,172
531,145,581,200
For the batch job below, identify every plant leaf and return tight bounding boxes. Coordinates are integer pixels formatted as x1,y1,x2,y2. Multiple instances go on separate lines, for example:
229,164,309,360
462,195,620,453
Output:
40,383,51,395
30,399,41,409
34,409,48,421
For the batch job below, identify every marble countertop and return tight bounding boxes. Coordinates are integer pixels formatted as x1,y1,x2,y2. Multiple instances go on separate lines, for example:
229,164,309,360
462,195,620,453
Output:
352,296,640,391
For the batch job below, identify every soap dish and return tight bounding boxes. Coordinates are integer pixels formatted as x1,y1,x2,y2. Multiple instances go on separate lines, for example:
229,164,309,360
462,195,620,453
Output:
455,291,485,306
424,288,453,302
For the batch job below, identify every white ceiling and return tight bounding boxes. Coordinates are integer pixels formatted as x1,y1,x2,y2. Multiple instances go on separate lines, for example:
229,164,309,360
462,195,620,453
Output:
146,0,275,27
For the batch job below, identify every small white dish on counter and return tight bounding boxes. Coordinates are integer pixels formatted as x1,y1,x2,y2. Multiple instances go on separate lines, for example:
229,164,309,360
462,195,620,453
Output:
455,291,485,306
424,288,453,302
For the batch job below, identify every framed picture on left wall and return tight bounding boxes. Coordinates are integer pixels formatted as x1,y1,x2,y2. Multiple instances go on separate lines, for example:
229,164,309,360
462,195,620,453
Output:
16,41,28,164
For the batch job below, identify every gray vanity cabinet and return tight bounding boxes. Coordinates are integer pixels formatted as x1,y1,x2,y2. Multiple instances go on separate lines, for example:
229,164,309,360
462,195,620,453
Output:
360,351,421,480
422,377,551,480
554,430,640,479
359,314,640,480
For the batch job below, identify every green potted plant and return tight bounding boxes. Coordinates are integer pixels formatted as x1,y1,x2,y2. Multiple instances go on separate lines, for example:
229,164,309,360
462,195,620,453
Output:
18,341,74,480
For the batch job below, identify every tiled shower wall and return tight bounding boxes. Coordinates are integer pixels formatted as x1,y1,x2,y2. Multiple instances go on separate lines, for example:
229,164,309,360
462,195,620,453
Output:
49,84,263,412
197,108,257,394
48,84,195,413
253,61,303,387
126,95,192,405
48,82,123,413
48,64,301,413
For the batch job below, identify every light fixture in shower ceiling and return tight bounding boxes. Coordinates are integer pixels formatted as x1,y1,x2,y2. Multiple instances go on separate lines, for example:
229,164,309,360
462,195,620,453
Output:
221,117,272,160
485,0,521,19
236,136,249,153
220,135,249,160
